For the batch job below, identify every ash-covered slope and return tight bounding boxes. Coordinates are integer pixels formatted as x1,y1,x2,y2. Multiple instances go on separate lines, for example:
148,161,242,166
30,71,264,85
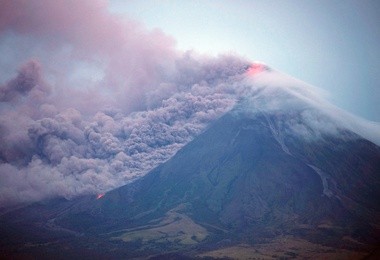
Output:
56,105,380,238
90,109,380,228
1,66,380,258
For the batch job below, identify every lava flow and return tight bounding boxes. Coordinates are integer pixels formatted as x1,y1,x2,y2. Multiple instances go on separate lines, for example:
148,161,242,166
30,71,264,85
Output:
246,62,267,76
96,193,105,199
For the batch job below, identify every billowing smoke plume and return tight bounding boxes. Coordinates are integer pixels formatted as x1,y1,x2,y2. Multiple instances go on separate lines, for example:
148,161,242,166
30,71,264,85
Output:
0,60,45,102
0,0,252,206
0,55,249,206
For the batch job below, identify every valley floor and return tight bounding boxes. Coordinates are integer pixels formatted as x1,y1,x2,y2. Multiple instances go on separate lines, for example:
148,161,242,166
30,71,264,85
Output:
198,235,370,259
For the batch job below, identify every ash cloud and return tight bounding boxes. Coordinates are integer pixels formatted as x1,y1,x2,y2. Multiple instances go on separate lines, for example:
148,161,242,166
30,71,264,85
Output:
0,55,248,206
0,0,176,112
0,60,44,102
0,0,250,206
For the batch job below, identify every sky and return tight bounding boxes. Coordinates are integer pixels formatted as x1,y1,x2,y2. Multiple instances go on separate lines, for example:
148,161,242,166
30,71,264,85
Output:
109,0,380,122
0,0,379,206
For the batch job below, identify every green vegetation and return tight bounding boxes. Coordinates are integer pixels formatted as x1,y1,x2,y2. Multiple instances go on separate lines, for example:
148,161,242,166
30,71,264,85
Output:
198,236,368,259
113,206,209,247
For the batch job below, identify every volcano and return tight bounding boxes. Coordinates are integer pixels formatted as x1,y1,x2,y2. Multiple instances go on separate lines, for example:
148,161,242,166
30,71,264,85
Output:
1,66,379,259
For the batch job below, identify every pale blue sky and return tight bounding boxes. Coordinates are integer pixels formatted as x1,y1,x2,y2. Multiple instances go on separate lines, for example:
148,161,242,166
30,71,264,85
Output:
109,0,380,121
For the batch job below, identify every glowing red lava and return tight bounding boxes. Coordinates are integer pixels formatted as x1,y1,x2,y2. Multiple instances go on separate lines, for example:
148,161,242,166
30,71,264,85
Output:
96,193,105,199
246,63,266,76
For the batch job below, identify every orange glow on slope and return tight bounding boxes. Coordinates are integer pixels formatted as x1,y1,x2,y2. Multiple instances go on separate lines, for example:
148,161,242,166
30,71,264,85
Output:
96,193,105,199
246,63,266,76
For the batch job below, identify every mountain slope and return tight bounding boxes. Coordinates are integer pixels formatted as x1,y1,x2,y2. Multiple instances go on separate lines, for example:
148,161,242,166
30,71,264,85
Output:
1,68,380,258
66,109,380,237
